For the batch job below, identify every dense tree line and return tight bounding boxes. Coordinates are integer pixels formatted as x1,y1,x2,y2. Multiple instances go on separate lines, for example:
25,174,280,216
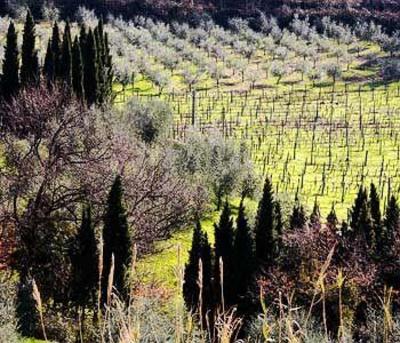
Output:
3,0,400,31
0,11,113,107
184,179,400,338
15,174,133,338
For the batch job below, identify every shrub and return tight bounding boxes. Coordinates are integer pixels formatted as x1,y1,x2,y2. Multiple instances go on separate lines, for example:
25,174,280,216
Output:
124,98,172,144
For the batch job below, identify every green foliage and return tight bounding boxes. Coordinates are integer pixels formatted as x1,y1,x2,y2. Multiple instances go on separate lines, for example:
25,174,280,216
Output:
1,21,20,100
102,176,132,305
126,98,172,143
0,274,19,343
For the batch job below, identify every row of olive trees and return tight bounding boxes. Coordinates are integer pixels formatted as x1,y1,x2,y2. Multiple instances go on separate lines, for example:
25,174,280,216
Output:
107,13,377,94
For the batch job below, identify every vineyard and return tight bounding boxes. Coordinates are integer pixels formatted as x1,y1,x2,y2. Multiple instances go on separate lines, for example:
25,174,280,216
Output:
2,5,400,342
106,14,400,217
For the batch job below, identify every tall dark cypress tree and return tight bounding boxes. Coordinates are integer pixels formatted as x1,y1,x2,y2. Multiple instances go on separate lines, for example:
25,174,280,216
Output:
51,21,62,80
369,183,381,226
83,29,98,105
72,36,84,99
358,200,374,249
43,40,55,84
369,183,382,247
71,205,98,309
327,204,338,230
310,199,321,225
274,201,284,255
1,21,19,100
350,186,368,234
102,32,114,102
61,21,73,87
289,199,307,230
255,178,275,264
381,196,400,259
233,202,256,302
94,18,113,105
214,201,235,306
20,10,39,86
94,21,105,104
102,176,132,305
183,221,213,317
16,273,39,337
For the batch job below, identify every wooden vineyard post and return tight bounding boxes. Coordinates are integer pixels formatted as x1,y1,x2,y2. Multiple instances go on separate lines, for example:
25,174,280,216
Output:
191,91,196,126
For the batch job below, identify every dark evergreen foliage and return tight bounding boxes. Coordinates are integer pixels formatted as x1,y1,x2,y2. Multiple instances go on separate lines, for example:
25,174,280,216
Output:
214,201,235,306
369,183,381,227
350,186,368,234
51,21,62,80
83,29,99,105
232,202,255,302
1,21,19,100
327,204,338,229
71,205,98,308
255,178,275,264
20,10,39,86
274,202,283,255
183,221,213,316
16,273,39,337
102,176,132,305
60,21,73,87
289,199,307,230
310,200,321,225
44,40,55,84
381,195,400,259
72,37,85,99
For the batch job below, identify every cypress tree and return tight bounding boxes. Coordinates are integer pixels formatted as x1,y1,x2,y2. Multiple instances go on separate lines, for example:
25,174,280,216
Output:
233,201,256,302
102,176,132,305
72,36,84,99
83,29,98,105
358,200,374,249
369,183,382,247
327,204,338,230
94,18,113,105
16,273,39,337
289,199,307,230
183,222,213,317
94,24,105,104
43,40,55,84
369,183,381,226
71,205,98,309
61,21,73,87
1,21,19,100
381,196,400,259
350,186,368,234
274,201,284,255
214,201,235,306
310,199,321,226
20,10,39,86
102,32,114,102
255,178,275,264
51,22,62,80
